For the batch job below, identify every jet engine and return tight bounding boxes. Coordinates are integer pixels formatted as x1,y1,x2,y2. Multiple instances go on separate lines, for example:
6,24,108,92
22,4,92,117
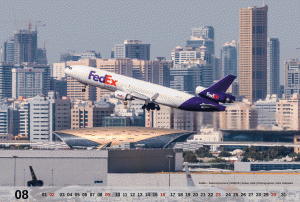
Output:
114,90,134,101
195,86,207,95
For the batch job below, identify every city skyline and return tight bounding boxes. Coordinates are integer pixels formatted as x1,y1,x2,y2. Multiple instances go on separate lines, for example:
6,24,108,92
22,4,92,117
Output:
0,0,299,85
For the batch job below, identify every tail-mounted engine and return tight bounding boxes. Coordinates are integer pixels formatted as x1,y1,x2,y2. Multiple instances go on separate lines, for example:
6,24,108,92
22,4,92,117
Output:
114,90,134,101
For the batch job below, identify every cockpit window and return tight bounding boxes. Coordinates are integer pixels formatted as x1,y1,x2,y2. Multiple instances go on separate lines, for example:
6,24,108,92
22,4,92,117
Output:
66,66,72,70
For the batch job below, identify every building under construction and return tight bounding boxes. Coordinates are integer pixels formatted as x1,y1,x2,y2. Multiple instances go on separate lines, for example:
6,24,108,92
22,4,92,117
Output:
13,29,37,64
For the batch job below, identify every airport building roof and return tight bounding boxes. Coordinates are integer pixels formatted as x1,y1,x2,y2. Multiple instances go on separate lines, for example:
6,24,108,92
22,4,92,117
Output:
54,127,194,149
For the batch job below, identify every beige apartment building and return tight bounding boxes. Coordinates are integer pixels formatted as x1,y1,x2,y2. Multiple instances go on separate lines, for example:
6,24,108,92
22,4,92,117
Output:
239,5,268,102
71,100,114,129
66,59,97,101
52,62,66,79
276,94,300,130
145,105,173,129
219,100,257,130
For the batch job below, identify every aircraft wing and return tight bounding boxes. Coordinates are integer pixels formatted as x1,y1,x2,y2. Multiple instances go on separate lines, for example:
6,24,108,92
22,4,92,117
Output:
119,87,159,102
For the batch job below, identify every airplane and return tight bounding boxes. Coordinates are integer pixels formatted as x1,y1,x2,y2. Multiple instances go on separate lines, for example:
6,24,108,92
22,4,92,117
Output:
64,65,236,111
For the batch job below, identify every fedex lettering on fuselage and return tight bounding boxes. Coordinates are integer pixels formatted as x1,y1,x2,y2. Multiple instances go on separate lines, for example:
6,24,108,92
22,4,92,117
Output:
88,71,118,86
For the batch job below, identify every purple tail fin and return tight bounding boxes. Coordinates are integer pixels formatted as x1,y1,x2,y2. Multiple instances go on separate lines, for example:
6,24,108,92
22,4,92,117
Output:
203,75,236,93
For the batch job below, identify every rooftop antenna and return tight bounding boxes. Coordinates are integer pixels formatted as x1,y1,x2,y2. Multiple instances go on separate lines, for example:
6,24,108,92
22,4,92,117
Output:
263,0,265,6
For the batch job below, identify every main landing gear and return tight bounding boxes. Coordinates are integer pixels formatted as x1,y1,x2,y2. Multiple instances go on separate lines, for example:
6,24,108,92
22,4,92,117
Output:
142,103,160,111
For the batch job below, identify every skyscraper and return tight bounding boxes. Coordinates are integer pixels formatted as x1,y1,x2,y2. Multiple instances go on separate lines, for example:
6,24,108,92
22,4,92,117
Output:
3,38,14,63
13,29,38,64
186,35,214,55
0,62,13,99
239,5,268,102
221,40,237,78
114,40,150,60
284,59,300,98
191,26,214,40
267,38,280,96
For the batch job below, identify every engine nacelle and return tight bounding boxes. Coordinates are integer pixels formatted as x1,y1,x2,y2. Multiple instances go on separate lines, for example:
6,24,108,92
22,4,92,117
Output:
114,90,134,101
195,86,207,95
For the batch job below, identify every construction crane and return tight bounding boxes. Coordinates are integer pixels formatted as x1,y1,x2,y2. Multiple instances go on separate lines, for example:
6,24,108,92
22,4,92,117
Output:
27,166,44,187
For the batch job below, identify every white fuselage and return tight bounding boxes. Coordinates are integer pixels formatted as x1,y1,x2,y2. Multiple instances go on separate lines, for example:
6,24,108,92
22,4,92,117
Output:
65,65,195,108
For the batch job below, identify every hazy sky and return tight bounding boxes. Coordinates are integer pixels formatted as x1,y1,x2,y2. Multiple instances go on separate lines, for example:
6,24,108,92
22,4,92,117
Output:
0,0,299,83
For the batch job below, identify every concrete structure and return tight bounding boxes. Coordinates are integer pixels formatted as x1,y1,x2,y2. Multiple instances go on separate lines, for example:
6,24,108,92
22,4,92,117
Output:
0,62,13,99
114,40,150,60
254,94,278,129
219,100,257,130
213,56,222,81
50,77,67,98
0,150,107,186
53,127,194,149
66,59,97,101
71,100,114,129
52,62,66,79
108,149,182,173
276,93,300,130
186,35,214,55
0,103,13,135
3,38,14,63
191,26,214,40
12,67,44,99
221,40,237,78
13,29,38,64
28,92,71,142
35,47,47,65
284,59,300,98
103,108,144,127
267,38,280,96
171,48,197,65
239,5,268,102
235,161,300,172
145,105,173,129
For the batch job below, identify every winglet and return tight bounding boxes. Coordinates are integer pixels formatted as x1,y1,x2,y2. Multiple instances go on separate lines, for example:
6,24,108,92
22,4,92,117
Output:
184,163,195,187
203,75,236,93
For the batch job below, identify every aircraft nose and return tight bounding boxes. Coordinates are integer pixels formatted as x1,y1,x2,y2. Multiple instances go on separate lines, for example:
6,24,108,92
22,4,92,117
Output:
64,66,72,75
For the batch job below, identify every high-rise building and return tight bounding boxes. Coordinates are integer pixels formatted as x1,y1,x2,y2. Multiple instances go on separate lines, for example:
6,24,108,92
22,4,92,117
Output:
0,62,13,99
12,63,51,99
53,62,66,79
171,48,197,65
284,59,300,98
254,94,278,129
155,57,172,88
114,40,150,60
276,93,300,130
239,5,268,102
170,63,202,95
186,35,214,55
267,38,280,97
50,77,67,98
12,67,44,99
191,26,214,40
71,100,114,129
221,40,238,78
35,48,48,64
28,92,71,142
3,38,14,63
213,57,222,81
219,99,257,130
0,102,13,134
13,29,38,64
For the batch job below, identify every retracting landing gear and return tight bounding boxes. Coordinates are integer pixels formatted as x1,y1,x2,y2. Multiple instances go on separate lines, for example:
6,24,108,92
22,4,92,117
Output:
82,85,87,92
142,103,160,111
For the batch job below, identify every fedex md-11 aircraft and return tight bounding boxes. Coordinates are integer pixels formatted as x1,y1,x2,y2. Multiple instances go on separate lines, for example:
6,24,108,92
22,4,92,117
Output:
65,65,236,111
